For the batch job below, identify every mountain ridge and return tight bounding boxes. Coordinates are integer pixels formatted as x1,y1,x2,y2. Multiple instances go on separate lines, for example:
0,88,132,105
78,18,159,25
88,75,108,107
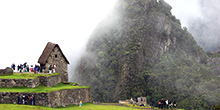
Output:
74,0,220,109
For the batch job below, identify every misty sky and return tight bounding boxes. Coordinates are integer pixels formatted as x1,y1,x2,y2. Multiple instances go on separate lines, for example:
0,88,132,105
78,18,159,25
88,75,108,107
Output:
0,0,208,77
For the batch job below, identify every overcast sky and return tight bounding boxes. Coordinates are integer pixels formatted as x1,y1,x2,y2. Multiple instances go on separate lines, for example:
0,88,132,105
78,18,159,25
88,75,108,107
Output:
0,0,201,76
0,0,118,69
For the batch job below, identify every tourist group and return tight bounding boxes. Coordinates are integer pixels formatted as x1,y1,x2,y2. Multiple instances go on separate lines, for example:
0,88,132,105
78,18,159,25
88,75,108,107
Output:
17,94,35,105
151,98,177,109
11,63,56,74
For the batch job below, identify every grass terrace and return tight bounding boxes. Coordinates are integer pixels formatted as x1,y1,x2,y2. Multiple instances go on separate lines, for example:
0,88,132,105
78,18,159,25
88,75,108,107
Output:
0,83,89,93
0,103,185,110
0,73,60,79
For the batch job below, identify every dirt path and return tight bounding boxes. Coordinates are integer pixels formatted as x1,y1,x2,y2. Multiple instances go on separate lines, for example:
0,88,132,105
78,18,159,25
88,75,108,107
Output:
94,103,161,110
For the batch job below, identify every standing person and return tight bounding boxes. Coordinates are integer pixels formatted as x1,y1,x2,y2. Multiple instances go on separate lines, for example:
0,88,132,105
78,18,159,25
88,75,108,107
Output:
79,101,82,108
52,64,56,73
169,101,172,109
27,65,30,72
22,94,25,104
24,94,28,105
49,65,52,74
29,95,35,105
165,99,169,109
158,100,161,109
30,65,33,72
20,64,23,73
173,101,177,108
19,94,23,104
34,65,39,74
151,98,155,109
17,65,20,72
17,94,20,104
160,98,164,109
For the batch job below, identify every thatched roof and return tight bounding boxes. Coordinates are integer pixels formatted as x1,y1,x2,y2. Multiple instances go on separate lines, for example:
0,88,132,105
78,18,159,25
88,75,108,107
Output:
38,42,69,64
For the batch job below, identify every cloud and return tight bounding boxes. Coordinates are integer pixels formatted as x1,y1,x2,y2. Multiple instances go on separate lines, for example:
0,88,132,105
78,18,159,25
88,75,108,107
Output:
0,0,118,78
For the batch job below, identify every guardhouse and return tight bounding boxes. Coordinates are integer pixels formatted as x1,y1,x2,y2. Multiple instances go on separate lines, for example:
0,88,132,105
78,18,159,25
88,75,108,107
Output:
38,42,69,81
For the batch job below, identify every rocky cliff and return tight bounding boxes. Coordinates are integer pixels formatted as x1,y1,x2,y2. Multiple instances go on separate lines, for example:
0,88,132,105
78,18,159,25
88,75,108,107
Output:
75,0,220,109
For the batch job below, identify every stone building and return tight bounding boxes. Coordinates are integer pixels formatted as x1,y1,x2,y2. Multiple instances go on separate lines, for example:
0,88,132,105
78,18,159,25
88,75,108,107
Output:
38,42,69,81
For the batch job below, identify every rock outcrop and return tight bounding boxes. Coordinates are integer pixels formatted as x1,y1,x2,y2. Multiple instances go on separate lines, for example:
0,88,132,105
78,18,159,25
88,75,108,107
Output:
0,67,13,75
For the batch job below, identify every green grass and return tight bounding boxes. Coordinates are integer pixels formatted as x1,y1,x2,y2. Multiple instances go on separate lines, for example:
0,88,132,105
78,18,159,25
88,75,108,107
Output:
0,103,137,110
124,104,184,110
0,73,60,79
0,83,89,93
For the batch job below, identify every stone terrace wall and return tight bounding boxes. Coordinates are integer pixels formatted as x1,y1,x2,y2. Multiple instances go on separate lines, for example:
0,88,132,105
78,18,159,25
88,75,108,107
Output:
39,74,62,87
0,88,92,107
0,74,63,88
0,78,40,88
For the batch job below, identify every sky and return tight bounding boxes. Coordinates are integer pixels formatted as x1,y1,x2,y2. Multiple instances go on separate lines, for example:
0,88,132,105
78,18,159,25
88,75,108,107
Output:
0,0,203,78
0,0,118,71
165,0,202,27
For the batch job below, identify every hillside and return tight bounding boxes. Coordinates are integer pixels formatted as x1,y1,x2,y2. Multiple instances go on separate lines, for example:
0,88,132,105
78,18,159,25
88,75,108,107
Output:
74,0,220,109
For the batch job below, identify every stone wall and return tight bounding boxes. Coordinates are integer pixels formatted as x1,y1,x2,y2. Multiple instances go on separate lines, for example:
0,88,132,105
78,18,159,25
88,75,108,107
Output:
0,88,92,107
0,67,13,75
39,74,62,87
0,78,40,88
0,74,62,88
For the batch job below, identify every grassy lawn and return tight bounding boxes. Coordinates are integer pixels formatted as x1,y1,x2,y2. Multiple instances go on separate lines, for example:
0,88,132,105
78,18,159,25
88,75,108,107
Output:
0,73,60,79
0,103,137,110
0,83,89,93
124,104,184,110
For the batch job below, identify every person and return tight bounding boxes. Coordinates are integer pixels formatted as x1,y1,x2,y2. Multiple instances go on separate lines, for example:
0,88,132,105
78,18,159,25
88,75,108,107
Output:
22,94,28,105
20,64,23,73
11,64,13,69
30,65,33,72
19,94,23,104
34,65,39,74
173,101,177,108
158,100,161,109
17,65,20,72
169,101,172,108
160,98,164,109
11,63,15,70
52,64,56,73
165,99,169,109
27,65,30,72
22,94,25,104
151,98,155,109
49,65,52,74
79,101,82,108
29,95,35,105
17,94,20,104
23,62,27,69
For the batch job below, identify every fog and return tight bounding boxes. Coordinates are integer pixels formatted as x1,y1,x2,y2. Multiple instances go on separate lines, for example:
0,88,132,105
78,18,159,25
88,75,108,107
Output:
166,0,220,51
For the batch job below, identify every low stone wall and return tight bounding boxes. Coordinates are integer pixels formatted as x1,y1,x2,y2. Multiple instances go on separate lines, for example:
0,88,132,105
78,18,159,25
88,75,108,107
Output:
39,74,62,87
0,78,40,88
0,67,13,75
0,88,92,107
0,74,63,88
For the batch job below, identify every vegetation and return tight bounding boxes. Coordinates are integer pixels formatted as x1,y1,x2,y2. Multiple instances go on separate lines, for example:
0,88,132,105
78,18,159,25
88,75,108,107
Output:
0,83,89,93
212,103,220,110
75,0,220,110
0,73,60,79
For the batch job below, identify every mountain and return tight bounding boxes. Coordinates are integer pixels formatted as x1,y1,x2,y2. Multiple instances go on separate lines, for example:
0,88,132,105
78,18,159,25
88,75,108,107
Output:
74,0,220,109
